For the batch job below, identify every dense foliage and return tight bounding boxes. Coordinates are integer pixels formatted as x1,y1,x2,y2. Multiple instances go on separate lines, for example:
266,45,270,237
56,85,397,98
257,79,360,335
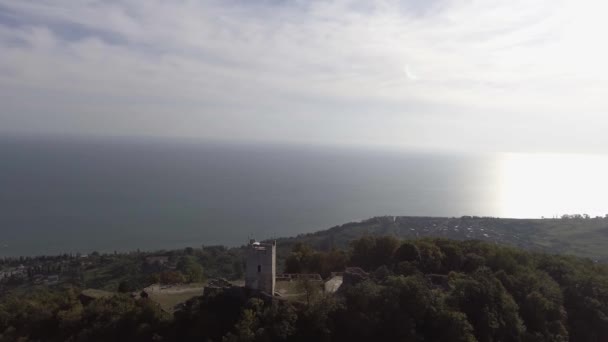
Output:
3,237,608,341
0,288,169,341
282,236,608,341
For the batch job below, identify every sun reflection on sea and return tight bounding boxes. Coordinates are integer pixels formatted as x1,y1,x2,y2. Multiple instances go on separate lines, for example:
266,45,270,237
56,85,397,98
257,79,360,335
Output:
498,153,608,218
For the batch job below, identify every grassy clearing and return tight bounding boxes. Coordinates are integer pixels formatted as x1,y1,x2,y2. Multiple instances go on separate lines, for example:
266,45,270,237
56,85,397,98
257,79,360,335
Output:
146,283,205,313
275,280,324,302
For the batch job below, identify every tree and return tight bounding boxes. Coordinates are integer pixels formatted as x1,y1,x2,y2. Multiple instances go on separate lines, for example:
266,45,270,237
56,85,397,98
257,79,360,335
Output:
350,236,376,270
462,253,486,273
177,256,204,283
223,308,257,342
285,244,346,278
297,278,320,306
447,270,525,342
159,271,185,284
416,241,444,274
370,236,400,268
394,241,421,263
285,243,315,274
426,309,477,342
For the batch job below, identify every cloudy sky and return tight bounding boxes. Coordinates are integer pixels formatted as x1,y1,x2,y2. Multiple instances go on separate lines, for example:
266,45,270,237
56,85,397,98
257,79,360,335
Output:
1,0,607,152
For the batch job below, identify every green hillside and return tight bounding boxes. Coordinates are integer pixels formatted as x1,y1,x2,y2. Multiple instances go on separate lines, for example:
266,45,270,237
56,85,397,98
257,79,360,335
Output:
275,216,608,261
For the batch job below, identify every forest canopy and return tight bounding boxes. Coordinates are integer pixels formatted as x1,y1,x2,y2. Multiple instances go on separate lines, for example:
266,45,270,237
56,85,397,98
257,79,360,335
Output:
2,236,608,341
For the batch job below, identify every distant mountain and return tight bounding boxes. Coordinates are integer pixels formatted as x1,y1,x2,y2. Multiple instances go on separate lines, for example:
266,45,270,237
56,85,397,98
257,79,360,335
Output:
275,216,608,261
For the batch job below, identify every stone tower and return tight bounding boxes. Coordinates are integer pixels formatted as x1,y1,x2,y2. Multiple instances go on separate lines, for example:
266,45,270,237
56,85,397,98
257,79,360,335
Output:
245,239,276,295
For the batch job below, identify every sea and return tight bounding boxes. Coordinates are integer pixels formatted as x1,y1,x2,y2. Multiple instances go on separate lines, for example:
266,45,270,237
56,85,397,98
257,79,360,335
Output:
1,135,607,257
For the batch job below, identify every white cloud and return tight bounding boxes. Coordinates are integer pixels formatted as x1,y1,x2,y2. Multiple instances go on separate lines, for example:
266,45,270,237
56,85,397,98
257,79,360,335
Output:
0,0,607,152
403,65,418,81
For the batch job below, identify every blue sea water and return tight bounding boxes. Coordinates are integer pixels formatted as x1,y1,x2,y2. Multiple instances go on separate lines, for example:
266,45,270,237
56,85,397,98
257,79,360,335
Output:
0,136,500,256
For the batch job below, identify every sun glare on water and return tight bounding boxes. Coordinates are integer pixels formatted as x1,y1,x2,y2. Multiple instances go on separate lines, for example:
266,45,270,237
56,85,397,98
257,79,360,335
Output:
498,153,608,218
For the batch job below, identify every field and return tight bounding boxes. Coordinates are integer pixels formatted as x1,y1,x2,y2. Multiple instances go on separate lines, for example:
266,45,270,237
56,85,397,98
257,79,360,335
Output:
144,283,205,313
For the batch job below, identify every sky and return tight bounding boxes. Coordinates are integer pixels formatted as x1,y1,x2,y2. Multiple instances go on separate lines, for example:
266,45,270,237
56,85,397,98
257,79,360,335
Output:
1,0,608,152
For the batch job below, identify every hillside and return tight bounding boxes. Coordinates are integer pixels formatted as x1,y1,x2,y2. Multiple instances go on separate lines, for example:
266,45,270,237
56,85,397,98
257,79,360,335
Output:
276,216,608,261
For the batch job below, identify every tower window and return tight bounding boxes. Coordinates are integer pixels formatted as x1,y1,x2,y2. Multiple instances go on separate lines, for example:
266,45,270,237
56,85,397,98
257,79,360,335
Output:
258,265,261,273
